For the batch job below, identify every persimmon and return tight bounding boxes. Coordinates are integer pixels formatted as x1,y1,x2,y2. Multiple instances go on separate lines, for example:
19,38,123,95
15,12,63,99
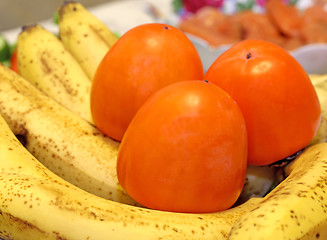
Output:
91,23,204,141
117,80,247,213
205,39,321,165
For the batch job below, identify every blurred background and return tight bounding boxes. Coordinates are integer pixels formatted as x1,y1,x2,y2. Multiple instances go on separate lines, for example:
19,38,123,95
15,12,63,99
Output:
0,0,326,74
0,0,119,31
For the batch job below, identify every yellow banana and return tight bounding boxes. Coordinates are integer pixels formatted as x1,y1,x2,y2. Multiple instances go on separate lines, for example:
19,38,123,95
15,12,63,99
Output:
228,142,327,240
310,74,327,145
0,63,137,205
309,73,327,86
58,1,118,80
0,112,262,240
17,23,93,124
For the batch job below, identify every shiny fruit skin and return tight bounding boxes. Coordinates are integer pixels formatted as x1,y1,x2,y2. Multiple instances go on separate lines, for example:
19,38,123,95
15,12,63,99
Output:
205,39,321,165
117,80,248,213
91,23,204,141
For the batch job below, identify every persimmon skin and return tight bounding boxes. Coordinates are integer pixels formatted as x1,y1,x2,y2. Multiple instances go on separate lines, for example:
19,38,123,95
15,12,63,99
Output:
117,80,248,213
205,39,321,166
91,23,204,141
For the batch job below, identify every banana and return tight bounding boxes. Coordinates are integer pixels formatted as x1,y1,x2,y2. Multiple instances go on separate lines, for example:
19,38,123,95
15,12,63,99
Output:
0,63,137,205
228,142,327,240
58,1,118,80
309,73,327,86
0,112,262,240
310,74,327,144
16,23,93,124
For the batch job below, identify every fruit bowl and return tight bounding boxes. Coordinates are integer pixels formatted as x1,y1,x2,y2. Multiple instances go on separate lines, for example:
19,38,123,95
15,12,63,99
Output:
169,0,327,74
188,34,327,74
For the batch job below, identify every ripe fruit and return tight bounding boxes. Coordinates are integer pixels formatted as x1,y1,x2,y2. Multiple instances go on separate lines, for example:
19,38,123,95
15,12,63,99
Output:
205,39,321,166
91,23,204,141
117,80,247,213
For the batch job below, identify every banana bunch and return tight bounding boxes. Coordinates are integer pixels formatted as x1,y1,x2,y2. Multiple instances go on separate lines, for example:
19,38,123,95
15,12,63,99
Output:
58,1,118,80
1,106,326,239
0,63,137,206
16,24,93,124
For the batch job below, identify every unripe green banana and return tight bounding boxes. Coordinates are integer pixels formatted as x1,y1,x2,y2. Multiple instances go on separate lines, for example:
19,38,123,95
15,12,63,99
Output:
58,1,118,80
0,111,262,240
228,143,327,240
0,63,136,205
17,24,93,124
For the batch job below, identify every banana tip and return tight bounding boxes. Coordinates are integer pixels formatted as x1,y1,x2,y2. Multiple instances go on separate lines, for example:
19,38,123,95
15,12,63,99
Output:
21,24,38,34
58,0,79,21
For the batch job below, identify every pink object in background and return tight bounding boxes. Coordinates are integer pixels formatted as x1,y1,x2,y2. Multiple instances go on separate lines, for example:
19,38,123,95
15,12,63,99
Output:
181,0,298,14
183,0,224,13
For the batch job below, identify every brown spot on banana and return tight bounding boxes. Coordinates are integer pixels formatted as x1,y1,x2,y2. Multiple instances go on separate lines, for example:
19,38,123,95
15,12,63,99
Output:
40,55,51,74
0,210,46,234
17,24,93,123
58,1,118,80
89,24,112,48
